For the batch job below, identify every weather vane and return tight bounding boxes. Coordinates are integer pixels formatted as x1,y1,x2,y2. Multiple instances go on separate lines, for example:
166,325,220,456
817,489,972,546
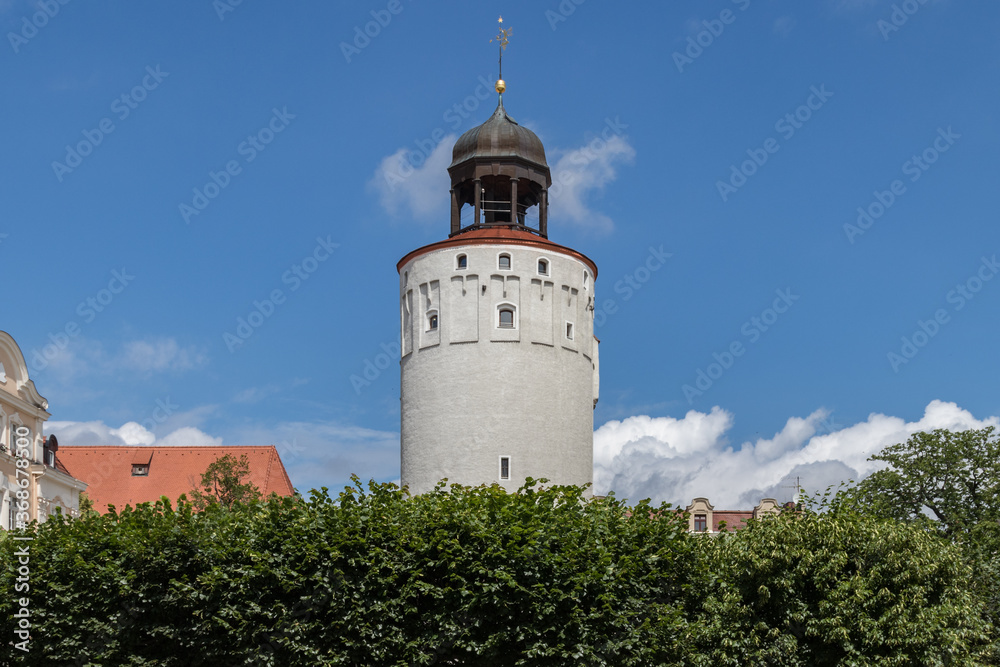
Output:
490,15,512,96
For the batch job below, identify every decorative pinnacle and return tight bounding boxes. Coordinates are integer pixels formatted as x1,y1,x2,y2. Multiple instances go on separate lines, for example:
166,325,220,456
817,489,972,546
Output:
490,15,512,96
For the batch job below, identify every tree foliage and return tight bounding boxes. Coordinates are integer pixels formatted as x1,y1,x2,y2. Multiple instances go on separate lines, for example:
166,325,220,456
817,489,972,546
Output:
187,452,262,511
2,480,702,666
848,427,1000,536
2,476,995,665
844,427,1000,662
692,496,990,666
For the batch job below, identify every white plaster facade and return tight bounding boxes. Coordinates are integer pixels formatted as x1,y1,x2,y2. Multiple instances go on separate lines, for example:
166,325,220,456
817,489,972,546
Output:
399,238,598,494
0,331,86,529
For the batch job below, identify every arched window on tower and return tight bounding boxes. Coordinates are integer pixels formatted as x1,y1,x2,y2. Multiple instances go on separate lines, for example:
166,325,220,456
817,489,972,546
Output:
498,253,511,270
456,254,467,270
498,306,515,329
427,310,439,332
537,258,548,276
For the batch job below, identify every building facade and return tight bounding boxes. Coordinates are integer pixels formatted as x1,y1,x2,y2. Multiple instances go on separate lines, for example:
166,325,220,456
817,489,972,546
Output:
398,91,600,495
0,330,87,529
685,497,783,533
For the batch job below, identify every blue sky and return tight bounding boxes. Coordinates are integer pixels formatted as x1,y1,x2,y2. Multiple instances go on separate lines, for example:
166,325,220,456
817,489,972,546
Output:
4,0,998,506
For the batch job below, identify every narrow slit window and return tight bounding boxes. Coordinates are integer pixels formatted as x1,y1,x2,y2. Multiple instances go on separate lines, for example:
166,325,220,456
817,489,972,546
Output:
499,456,510,480
566,322,574,340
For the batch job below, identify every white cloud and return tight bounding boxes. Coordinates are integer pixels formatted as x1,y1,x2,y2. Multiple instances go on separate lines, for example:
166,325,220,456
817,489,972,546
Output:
46,420,220,448
120,338,206,373
157,426,223,448
595,400,999,508
369,137,455,223
548,134,635,234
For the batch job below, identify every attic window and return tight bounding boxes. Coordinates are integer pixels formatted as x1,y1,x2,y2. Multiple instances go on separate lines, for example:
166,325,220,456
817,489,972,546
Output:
132,464,149,477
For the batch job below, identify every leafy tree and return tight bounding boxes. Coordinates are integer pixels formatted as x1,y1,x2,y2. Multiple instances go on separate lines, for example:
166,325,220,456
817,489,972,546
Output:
692,495,991,666
187,452,261,510
77,491,95,514
847,427,1000,536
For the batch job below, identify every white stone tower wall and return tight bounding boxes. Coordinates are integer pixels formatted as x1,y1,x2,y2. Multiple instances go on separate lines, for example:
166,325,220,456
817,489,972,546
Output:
399,243,598,494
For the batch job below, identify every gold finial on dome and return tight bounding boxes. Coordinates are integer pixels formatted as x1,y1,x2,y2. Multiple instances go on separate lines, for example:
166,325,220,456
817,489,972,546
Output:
491,15,512,97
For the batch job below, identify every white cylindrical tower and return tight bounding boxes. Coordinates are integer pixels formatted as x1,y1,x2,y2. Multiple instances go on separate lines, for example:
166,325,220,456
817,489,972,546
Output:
398,94,599,495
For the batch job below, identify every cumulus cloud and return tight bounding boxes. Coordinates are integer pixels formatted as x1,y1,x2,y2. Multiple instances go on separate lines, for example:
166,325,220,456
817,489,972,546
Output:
547,134,635,234
595,400,999,508
369,137,456,223
46,420,219,448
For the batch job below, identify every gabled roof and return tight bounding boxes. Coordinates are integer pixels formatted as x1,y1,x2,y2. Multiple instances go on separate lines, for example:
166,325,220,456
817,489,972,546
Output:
57,445,295,513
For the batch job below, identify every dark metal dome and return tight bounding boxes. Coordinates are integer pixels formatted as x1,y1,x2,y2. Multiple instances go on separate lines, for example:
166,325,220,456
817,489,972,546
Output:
450,98,548,169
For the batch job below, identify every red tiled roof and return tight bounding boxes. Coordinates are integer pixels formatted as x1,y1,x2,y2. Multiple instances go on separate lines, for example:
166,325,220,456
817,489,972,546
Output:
57,446,295,513
396,228,599,277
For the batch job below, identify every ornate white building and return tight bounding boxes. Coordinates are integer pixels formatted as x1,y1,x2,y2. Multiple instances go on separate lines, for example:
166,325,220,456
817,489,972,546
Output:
0,330,86,528
398,91,600,495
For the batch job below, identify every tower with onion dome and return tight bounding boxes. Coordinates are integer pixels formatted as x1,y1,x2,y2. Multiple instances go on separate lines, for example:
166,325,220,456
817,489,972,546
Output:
398,18,599,494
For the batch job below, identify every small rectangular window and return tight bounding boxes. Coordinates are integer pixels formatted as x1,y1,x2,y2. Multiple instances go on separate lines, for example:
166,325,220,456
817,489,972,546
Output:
132,464,149,477
694,514,707,532
499,456,510,480
566,322,574,340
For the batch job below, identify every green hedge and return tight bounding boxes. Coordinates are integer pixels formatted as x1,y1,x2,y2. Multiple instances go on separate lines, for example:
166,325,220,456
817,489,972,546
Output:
2,480,994,666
